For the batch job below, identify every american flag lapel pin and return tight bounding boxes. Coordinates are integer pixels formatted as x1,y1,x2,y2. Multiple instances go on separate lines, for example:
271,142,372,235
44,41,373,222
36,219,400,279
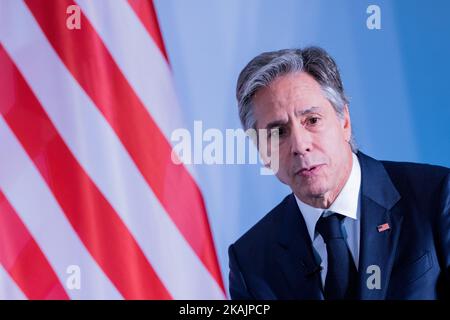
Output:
377,223,390,232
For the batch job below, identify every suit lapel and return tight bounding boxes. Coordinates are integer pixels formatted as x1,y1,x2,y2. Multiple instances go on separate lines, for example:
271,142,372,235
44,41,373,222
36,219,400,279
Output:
274,194,322,299
357,152,403,299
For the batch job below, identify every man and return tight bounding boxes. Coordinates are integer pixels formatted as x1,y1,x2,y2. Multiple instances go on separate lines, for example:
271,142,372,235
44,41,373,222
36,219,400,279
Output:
228,47,450,299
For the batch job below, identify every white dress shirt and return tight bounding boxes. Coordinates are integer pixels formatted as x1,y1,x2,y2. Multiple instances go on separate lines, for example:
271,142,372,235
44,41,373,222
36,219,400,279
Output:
295,152,361,288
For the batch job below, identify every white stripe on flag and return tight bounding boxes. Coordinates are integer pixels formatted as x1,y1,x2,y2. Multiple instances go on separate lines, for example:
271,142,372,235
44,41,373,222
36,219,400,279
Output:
0,0,224,299
0,264,27,300
0,117,123,300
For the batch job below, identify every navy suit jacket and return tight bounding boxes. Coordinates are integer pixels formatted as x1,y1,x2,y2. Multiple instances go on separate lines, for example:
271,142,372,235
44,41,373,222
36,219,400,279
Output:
228,152,450,299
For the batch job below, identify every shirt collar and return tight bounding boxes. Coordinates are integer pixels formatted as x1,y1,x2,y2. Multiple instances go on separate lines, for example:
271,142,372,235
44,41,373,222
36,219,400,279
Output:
294,152,361,241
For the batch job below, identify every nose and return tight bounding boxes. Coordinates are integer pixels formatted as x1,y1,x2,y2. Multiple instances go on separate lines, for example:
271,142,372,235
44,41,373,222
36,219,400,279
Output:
290,122,312,156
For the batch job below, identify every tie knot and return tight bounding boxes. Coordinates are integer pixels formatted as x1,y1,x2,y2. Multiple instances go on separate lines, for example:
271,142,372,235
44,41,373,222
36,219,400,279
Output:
316,212,344,242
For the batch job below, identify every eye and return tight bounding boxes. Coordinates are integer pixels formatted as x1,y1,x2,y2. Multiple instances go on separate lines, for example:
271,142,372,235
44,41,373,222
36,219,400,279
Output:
277,127,287,137
269,127,286,138
307,116,320,125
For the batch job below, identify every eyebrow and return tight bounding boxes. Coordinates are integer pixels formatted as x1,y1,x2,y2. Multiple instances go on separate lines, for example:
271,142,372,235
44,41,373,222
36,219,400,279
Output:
295,106,322,117
265,106,322,130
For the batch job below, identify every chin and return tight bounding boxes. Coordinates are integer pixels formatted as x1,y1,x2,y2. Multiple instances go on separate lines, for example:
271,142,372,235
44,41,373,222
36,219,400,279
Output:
312,178,333,192
297,184,328,200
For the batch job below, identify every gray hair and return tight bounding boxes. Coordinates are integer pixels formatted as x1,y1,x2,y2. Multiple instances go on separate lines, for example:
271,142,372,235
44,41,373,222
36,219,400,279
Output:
236,47,357,152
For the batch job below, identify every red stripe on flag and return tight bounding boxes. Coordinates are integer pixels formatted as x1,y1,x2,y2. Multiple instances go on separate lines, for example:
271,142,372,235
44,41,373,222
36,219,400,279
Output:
0,45,171,300
24,0,225,292
127,0,169,61
0,190,70,300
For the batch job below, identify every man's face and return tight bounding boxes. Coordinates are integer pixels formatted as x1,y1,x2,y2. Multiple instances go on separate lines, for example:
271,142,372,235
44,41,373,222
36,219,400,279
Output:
252,71,353,208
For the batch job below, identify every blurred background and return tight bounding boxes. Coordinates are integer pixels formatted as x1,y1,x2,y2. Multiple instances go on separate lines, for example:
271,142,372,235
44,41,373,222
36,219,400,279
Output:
0,0,449,299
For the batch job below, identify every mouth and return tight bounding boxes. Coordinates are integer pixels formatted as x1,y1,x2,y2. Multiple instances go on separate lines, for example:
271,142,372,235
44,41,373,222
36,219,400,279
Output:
296,164,325,177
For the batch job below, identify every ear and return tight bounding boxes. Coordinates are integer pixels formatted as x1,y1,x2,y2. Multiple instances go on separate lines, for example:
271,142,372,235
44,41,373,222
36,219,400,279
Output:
342,104,352,142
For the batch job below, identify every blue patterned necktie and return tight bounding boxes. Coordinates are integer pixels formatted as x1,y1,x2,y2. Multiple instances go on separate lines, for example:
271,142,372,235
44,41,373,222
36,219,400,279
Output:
316,212,358,299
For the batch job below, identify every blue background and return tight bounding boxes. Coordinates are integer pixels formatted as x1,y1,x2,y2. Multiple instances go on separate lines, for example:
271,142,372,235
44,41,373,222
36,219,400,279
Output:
154,0,450,292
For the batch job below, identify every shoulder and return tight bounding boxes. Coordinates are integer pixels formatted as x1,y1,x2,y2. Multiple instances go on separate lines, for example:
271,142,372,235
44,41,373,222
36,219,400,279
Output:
357,151,449,194
358,153,450,211
230,194,292,254
380,159,449,193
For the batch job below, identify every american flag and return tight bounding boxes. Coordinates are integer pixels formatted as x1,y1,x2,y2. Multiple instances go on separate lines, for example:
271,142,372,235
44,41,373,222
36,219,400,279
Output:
0,0,225,299
377,223,390,233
